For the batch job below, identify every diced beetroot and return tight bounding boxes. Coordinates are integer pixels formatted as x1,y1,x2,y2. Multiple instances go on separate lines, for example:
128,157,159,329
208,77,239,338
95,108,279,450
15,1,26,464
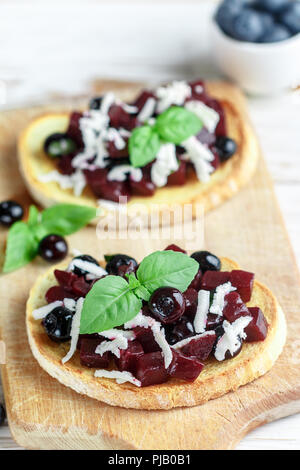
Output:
58,154,75,175
132,90,156,112
201,97,227,136
229,270,254,303
45,285,77,303
188,79,206,99
108,105,138,130
164,244,187,254
168,350,203,381
77,333,100,350
133,327,160,353
54,269,79,290
223,291,250,323
80,338,110,368
196,127,216,146
210,146,221,170
183,288,198,317
115,340,144,373
72,277,91,297
188,269,202,291
84,168,131,202
117,261,137,278
180,332,216,361
135,351,168,387
167,161,186,186
129,168,155,197
67,111,83,147
206,313,223,330
106,139,129,159
200,271,230,290
245,307,268,342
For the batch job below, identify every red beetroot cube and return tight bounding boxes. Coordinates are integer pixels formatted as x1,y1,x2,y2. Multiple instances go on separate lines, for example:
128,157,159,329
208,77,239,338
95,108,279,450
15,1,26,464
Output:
200,271,230,290
210,146,221,170
189,79,206,98
115,340,144,373
80,338,110,368
54,269,78,290
107,139,129,159
188,269,202,291
108,105,137,130
164,244,187,254
133,327,160,353
45,285,77,303
223,291,250,323
72,277,91,297
183,288,198,317
168,350,203,381
180,332,216,361
84,168,131,202
206,313,223,330
245,307,268,342
67,111,83,147
132,90,156,112
77,333,101,350
167,161,186,186
135,352,168,387
230,270,254,303
130,169,155,197
58,154,75,175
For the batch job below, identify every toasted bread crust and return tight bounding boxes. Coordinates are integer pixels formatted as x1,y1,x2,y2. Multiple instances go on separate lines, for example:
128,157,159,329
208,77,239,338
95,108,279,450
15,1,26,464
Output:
18,82,260,223
26,257,286,410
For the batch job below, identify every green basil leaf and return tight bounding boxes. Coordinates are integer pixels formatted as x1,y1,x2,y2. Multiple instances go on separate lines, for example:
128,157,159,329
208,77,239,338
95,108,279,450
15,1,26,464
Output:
155,106,203,144
129,125,161,168
40,204,97,238
3,221,39,273
80,275,142,334
27,205,40,228
137,250,198,294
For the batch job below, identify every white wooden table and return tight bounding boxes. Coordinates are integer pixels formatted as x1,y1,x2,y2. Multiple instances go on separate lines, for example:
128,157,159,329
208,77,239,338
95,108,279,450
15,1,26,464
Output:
0,0,299,450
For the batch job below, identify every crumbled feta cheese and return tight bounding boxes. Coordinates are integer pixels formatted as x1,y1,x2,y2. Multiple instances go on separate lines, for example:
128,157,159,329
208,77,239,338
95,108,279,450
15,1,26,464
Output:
32,300,63,320
62,297,84,364
214,317,252,361
38,169,86,196
138,97,156,122
68,258,107,278
210,282,236,316
95,328,135,359
181,136,214,183
194,290,210,333
94,369,141,386
185,100,220,133
172,330,215,350
107,165,142,183
156,81,191,113
151,143,178,187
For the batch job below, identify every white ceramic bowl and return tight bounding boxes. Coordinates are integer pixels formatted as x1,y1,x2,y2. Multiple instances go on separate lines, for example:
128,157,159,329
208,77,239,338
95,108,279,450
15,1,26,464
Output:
211,21,300,95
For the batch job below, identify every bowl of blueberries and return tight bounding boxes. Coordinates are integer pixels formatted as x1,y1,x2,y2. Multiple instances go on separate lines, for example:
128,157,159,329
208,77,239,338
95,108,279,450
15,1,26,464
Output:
212,0,300,94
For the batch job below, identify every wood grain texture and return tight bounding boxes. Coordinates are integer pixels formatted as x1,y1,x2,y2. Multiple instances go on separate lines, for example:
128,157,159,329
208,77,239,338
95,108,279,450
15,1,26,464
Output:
0,81,300,449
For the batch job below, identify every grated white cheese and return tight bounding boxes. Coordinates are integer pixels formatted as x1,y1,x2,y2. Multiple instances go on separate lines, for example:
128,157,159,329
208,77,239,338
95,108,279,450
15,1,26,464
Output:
95,328,135,358
214,316,252,361
195,84,204,94
38,169,86,197
63,298,77,312
120,103,138,114
151,143,178,187
32,300,63,320
181,136,214,183
62,297,84,364
137,97,156,122
107,165,142,183
210,282,236,316
106,128,126,150
100,92,115,115
172,330,215,350
94,369,141,387
193,290,210,333
68,258,107,278
185,100,220,133
156,80,191,114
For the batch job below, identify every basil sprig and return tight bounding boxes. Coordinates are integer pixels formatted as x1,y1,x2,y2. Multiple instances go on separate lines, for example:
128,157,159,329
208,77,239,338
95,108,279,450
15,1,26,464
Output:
2,204,97,273
80,250,198,334
129,106,203,168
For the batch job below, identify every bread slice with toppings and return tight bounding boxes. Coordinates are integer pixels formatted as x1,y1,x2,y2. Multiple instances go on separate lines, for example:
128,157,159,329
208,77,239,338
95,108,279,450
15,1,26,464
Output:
18,82,260,224
26,257,286,410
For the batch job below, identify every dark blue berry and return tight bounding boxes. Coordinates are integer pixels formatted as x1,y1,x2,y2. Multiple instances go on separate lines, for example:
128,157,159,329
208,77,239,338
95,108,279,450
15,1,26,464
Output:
215,0,246,36
215,136,237,161
43,306,74,342
106,254,137,275
280,2,300,34
149,287,185,324
191,251,221,273
89,97,103,110
258,0,290,13
72,254,100,276
0,200,24,226
44,133,77,158
260,23,291,42
231,8,265,41
38,234,68,262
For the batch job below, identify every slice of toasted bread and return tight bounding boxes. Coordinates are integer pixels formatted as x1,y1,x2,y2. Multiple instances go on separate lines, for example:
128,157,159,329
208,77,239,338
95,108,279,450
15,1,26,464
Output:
18,82,260,223
26,257,286,410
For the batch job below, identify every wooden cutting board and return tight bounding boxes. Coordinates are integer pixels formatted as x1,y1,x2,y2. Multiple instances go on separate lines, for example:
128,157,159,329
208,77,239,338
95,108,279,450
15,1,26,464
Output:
1,82,300,450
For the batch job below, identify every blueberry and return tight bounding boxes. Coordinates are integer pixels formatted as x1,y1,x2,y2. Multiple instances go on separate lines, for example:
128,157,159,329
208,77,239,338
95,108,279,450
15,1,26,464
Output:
260,23,292,41
44,133,77,158
38,234,68,262
257,11,275,31
215,0,246,36
43,306,74,342
149,287,185,324
191,251,221,273
0,404,6,425
72,254,100,276
106,254,138,275
232,8,265,41
258,0,290,13
215,136,237,161
0,200,24,226
280,2,300,34
89,97,103,110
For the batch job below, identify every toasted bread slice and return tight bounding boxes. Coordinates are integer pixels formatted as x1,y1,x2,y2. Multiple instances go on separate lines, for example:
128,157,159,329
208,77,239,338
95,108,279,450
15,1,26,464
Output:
26,257,286,410
18,82,260,223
